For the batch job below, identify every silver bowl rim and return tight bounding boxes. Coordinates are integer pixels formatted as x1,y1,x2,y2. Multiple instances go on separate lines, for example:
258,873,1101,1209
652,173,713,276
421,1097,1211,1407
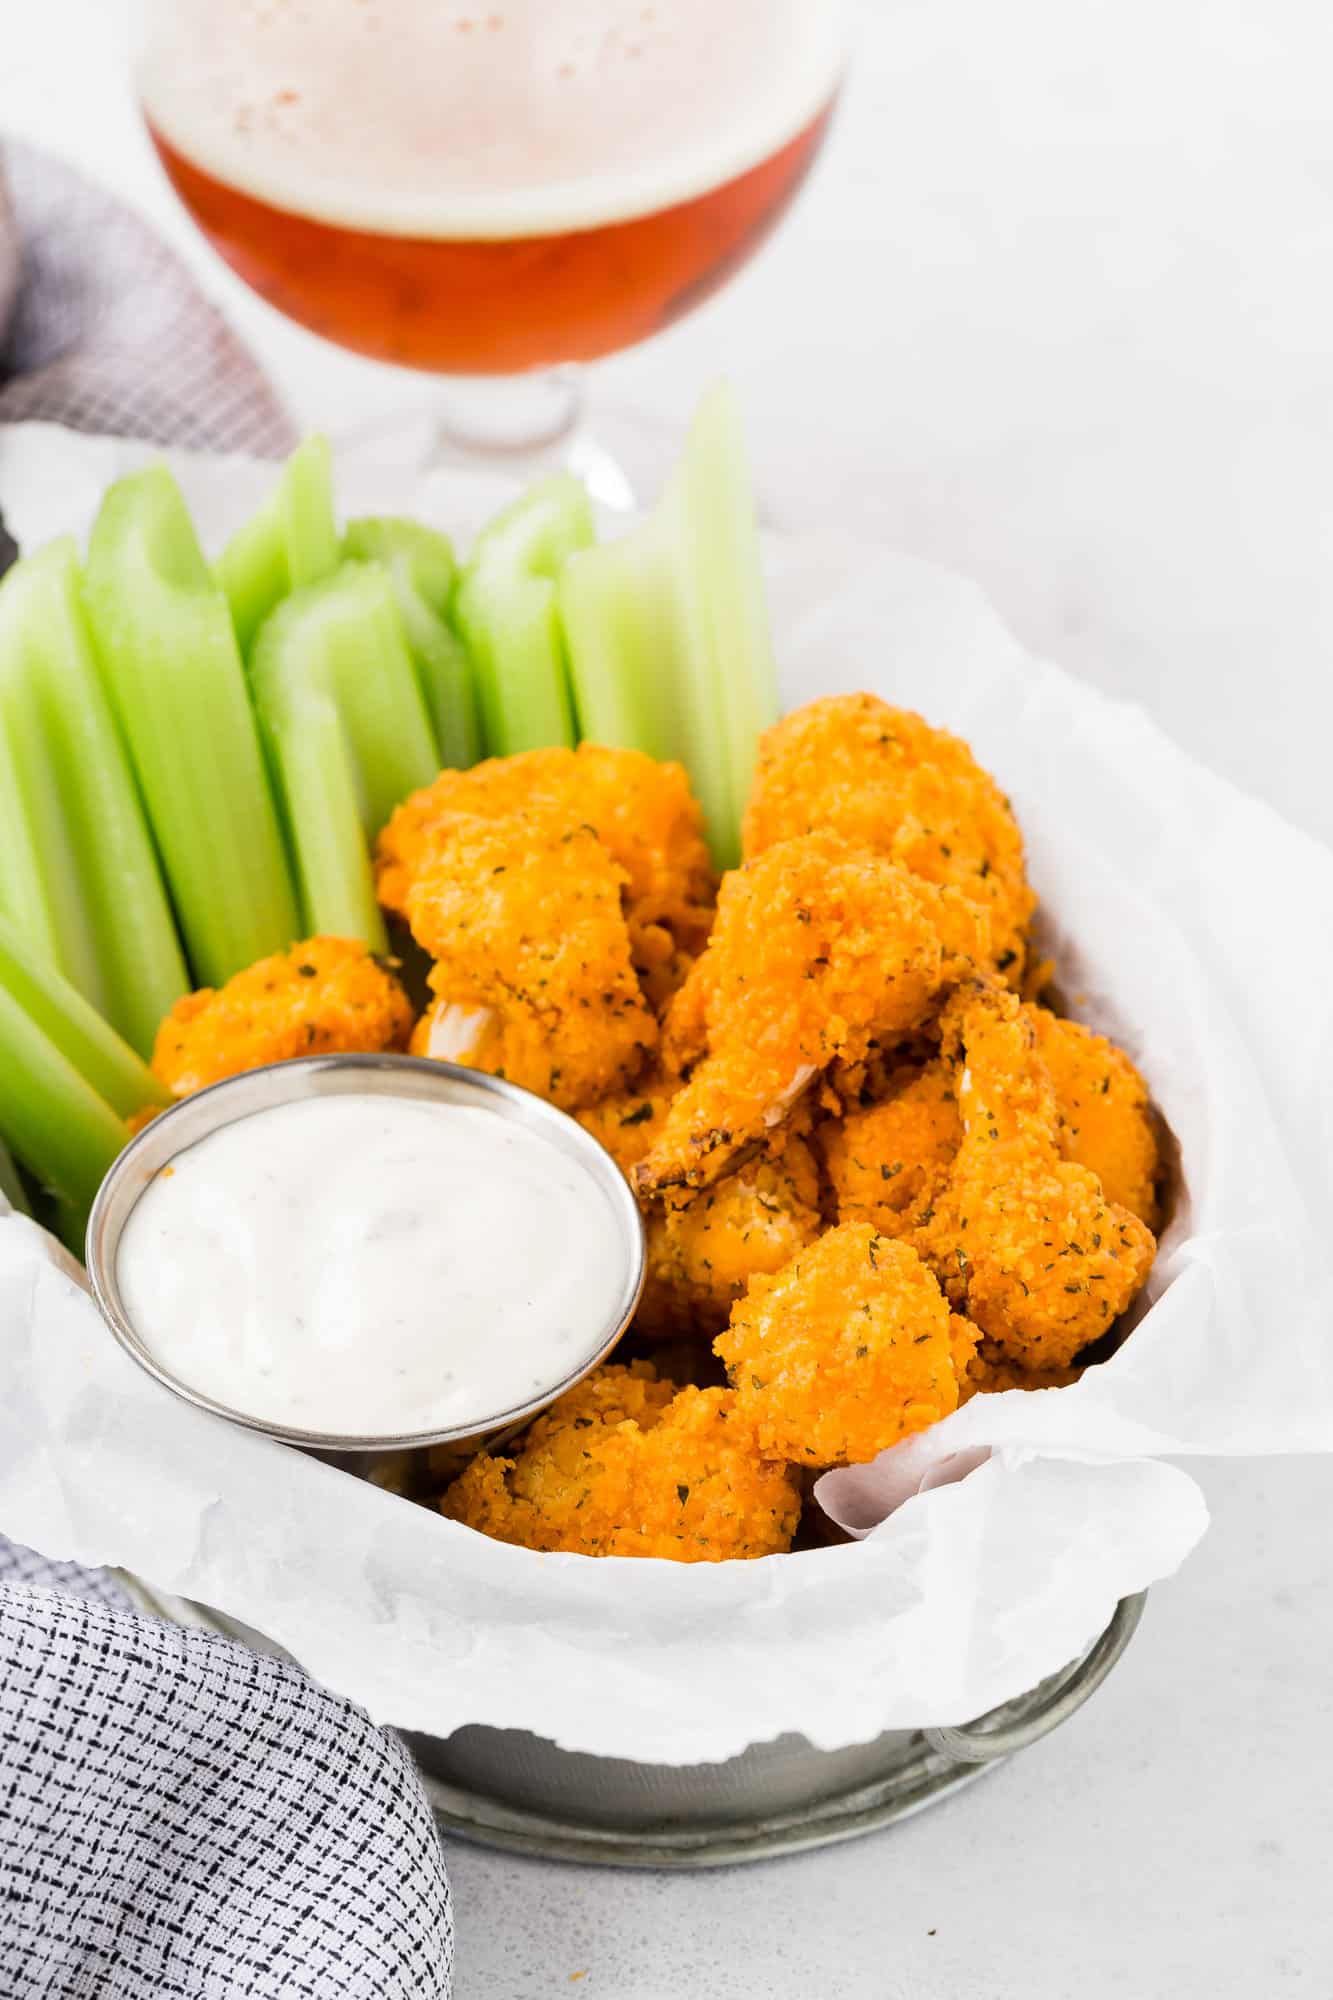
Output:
85,1052,646,1454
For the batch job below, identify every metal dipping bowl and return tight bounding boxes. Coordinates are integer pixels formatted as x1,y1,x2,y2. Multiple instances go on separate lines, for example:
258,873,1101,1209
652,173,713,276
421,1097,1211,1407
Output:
85,1052,646,1458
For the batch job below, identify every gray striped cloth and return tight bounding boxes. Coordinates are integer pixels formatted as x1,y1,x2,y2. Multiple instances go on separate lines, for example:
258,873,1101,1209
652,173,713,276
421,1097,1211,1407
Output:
0,142,454,1998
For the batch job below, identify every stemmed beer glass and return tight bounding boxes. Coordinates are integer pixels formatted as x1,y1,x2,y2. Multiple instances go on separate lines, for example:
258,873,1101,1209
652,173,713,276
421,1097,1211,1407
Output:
136,1,845,484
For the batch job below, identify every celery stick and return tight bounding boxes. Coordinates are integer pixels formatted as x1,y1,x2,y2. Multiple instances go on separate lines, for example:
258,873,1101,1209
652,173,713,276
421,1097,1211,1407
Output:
557,521,684,762
454,474,592,755
0,1138,30,1215
0,657,69,974
84,465,300,989
343,516,481,768
676,382,779,856
0,985,129,1217
251,562,441,945
650,463,745,869
215,507,288,660
283,435,341,588
0,540,188,1055
216,435,340,653
0,916,169,1119
557,384,776,867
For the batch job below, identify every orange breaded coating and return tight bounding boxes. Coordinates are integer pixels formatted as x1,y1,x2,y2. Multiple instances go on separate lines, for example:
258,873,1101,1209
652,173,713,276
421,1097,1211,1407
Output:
441,1364,800,1560
575,1085,674,1175
913,981,1156,1372
634,836,946,1196
742,694,1035,980
376,744,715,1003
1029,1007,1161,1229
716,1222,973,1466
658,948,713,1078
405,810,656,1111
639,1139,824,1337
524,1358,678,1436
821,1057,961,1236
958,1344,1083,1401
823,1014,1160,1238
615,1334,729,1391
577,1092,823,1337
150,937,413,1098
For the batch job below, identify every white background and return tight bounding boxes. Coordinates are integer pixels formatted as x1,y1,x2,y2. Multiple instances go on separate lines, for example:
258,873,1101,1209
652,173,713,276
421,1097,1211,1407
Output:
3,3,1332,1992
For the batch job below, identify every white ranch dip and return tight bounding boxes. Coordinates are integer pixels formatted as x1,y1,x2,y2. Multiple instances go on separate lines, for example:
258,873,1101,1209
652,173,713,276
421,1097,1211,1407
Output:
116,1092,630,1437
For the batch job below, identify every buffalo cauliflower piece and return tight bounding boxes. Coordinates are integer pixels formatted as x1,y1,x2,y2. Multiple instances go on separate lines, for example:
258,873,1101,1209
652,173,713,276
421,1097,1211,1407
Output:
578,1092,823,1338
575,1085,675,1175
958,1345,1084,1400
639,1138,825,1337
377,744,714,1009
913,981,1156,1371
823,1007,1162,1241
440,1363,800,1560
742,694,1034,980
404,810,656,1111
634,835,947,1195
150,937,413,1098
716,1222,973,1466
820,1057,961,1235
1030,1007,1161,1228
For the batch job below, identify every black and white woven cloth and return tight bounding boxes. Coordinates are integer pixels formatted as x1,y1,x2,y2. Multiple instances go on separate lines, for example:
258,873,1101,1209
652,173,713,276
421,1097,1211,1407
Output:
0,140,294,455
0,1582,454,1997
0,145,453,1998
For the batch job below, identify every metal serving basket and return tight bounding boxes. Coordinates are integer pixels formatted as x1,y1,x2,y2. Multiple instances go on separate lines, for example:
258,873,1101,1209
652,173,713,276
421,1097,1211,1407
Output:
120,1577,1144,1869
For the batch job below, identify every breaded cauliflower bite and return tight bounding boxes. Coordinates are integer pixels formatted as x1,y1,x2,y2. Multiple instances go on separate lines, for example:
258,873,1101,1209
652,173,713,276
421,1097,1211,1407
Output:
639,1139,824,1337
575,1085,674,1175
958,1345,1084,1401
913,981,1156,1372
821,1057,961,1236
716,1222,973,1466
404,809,656,1111
823,1012,1161,1243
742,694,1035,980
577,1092,823,1337
150,937,413,1098
441,1363,800,1560
376,744,715,1008
1029,1007,1161,1229
634,835,946,1196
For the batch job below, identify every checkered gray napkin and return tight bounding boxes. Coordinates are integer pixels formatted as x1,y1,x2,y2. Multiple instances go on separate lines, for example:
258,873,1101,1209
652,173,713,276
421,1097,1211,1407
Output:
0,140,294,454
0,144,454,1997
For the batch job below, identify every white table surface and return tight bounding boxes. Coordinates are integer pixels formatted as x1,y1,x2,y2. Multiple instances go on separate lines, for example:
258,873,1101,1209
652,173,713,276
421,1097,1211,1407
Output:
4,5,1332,1993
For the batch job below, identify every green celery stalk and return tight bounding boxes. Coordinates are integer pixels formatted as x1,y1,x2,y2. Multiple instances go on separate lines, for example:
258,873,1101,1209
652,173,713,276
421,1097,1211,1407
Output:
0,648,71,975
0,915,169,1119
454,474,592,755
557,383,776,867
283,434,342,588
677,382,779,859
83,464,301,989
557,512,689,764
216,435,340,653
0,1137,30,1215
0,539,188,1055
343,516,481,769
250,561,441,945
216,510,287,660
0,984,130,1220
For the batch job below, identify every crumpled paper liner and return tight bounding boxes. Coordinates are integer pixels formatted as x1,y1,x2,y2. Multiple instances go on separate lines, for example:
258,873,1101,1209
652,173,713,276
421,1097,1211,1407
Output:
0,422,1328,1764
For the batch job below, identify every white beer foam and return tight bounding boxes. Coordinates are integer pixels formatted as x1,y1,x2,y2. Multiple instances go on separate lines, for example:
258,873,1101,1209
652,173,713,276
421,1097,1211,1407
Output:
139,0,846,241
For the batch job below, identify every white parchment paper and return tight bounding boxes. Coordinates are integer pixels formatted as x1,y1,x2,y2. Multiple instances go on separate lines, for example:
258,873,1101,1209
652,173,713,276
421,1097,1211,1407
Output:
0,421,1329,1762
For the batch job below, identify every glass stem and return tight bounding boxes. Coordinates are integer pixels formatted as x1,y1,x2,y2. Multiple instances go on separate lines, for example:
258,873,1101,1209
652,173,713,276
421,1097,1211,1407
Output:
434,367,584,455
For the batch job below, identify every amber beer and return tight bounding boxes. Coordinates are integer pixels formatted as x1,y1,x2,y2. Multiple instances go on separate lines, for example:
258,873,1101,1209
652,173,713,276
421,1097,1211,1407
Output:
139,1,843,375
